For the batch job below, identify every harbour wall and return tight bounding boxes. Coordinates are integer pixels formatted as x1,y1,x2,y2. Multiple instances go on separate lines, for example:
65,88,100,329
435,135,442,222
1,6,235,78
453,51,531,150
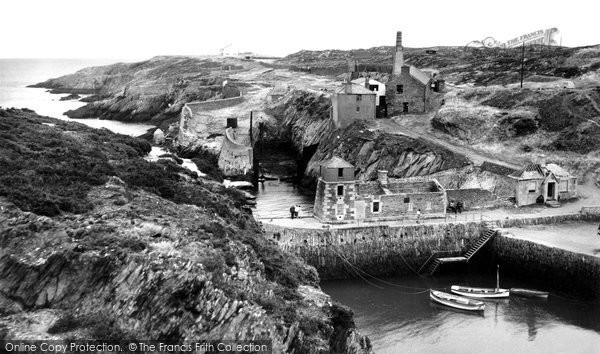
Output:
266,222,488,279
265,212,600,280
491,231,600,300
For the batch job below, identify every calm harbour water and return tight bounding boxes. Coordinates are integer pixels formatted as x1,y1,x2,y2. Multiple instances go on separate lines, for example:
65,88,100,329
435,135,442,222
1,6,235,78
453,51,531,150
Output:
322,271,600,354
2,59,599,353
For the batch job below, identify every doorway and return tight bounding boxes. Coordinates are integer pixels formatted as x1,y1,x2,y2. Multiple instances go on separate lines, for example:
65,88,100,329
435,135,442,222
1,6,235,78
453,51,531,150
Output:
403,102,409,113
547,182,555,199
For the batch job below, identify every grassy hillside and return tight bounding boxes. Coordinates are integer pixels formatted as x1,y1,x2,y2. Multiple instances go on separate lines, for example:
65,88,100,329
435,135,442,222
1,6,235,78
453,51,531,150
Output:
0,108,371,352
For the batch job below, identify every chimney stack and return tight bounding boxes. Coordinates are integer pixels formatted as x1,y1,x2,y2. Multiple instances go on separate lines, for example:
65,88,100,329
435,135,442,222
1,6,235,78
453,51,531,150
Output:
364,76,370,89
377,170,388,185
393,31,404,76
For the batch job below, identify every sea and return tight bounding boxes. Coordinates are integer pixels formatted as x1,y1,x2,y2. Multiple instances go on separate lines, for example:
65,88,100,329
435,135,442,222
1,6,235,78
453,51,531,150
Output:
1,59,599,353
0,58,153,136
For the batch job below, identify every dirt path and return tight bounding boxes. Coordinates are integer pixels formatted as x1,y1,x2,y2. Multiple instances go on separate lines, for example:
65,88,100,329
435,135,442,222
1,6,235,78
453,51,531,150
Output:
375,117,522,170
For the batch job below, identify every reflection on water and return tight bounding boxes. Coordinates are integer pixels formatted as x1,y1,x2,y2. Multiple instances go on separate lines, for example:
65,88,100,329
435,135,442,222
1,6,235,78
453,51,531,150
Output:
253,179,314,219
321,272,600,354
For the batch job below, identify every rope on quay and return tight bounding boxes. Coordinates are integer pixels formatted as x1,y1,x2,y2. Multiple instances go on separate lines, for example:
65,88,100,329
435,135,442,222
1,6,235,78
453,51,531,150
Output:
326,240,431,294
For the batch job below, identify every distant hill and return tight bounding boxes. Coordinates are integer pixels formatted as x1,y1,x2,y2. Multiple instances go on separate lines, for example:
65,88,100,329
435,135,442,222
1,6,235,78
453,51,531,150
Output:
278,45,600,86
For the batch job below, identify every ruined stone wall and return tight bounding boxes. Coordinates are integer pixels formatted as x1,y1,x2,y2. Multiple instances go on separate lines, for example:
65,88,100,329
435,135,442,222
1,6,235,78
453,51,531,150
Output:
492,231,600,299
446,188,500,210
218,128,253,176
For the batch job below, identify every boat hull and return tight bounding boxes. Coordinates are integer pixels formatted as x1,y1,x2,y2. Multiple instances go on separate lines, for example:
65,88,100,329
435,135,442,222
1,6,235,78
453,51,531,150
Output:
510,288,549,298
451,285,510,298
430,290,485,311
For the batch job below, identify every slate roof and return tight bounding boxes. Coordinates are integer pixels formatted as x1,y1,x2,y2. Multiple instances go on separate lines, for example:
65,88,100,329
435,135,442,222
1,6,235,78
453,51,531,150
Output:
408,66,432,85
321,156,354,168
509,164,547,180
351,77,385,87
545,163,573,178
336,83,376,95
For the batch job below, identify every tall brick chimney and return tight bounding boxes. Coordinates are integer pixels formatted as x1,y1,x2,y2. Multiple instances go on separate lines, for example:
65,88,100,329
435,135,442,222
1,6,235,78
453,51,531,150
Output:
364,76,370,89
393,31,404,76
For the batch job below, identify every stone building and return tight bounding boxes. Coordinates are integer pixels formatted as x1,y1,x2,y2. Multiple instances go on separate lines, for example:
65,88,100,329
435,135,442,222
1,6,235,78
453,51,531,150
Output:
385,31,444,114
352,77,387,118
314,157,447,223
508,163,577,207
331,82,376,129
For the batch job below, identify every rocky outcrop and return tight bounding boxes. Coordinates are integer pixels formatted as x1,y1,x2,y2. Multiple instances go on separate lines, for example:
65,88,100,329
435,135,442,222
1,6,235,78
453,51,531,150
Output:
0,109,371,353
58,93,81,101
265,90,470,185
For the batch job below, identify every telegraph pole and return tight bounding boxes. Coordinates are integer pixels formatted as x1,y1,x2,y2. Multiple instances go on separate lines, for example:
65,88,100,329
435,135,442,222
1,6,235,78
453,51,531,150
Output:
520,42,525,89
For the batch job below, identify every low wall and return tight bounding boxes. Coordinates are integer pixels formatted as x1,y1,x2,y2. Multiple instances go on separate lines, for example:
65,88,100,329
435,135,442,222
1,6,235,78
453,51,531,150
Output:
185,95,244,114
446,188,500,210
581,205,600,215
491,232,600,300
265,222,487,279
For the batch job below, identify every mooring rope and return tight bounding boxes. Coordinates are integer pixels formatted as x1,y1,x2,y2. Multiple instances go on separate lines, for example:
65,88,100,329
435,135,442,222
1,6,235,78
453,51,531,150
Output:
326,240,431,294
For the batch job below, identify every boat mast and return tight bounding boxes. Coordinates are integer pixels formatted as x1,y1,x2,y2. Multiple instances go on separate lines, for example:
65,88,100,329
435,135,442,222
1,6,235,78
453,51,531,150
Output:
496,264,500,290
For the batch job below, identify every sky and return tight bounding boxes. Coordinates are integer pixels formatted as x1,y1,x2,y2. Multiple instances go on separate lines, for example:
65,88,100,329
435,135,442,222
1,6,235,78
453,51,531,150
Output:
0,0,598,60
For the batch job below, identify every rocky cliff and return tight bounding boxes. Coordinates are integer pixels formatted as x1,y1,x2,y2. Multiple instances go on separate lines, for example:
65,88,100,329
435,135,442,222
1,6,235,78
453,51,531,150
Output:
265,90,470,186
0,109,371,353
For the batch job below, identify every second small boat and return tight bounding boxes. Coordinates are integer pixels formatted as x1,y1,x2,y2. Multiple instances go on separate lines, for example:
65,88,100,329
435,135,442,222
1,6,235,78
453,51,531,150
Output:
510,288,549,298
430,290,486,311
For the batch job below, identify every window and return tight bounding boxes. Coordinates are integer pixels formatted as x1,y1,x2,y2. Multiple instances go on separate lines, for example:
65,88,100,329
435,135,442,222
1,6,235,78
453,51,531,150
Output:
356,106,360,112
527,182,536,193
372,201,380,213
407,202,414,211
369,84,378,91
403,197,410,203
356,95,362,101
559,180,568,192
396,84,404,93
338,168,344,178
337,185,344,196
426,202,432,210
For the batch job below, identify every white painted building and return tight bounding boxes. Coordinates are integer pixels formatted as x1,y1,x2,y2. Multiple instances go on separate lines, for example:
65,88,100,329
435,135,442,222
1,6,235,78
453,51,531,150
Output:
351,77,385,106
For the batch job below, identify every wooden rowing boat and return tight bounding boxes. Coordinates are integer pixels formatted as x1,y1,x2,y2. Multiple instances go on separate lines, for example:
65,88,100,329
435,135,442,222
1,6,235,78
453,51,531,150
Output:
510,288,549,298
451,264,510,299
450,285,510,298
430,290,485,311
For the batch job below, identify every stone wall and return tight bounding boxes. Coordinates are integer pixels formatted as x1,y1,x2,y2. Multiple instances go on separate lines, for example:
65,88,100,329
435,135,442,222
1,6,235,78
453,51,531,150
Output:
265,212,600,280
386,67,430,115
332,92,376,130
185,95,244,114
491,231,600,299
446,188,501,210
218,128,253,176
265,221,487,279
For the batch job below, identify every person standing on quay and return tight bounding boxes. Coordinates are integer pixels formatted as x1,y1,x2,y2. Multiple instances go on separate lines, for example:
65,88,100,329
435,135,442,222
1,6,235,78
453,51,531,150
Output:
295,205,302,218
290,205,295,219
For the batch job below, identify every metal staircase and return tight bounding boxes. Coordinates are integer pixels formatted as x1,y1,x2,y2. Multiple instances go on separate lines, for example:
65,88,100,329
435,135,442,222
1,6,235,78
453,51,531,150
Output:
421,229,498,276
